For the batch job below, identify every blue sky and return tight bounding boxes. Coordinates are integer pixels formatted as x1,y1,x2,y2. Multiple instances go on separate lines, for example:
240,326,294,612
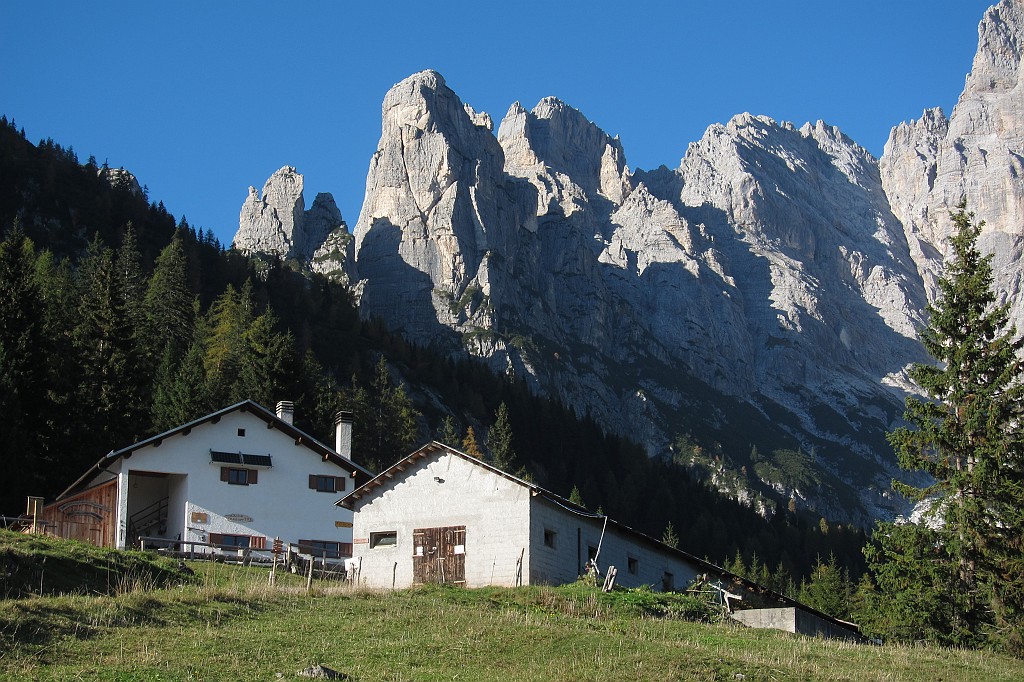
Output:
1,1,995,246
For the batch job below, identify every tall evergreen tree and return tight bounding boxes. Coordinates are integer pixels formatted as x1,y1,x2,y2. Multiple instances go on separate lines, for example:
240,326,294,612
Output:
150,340,212,431
231,309,300,407
0,228,50,511
868,201,1024,650
72,235,149,464
346,357,420,472
143,233,195,364
437,415,461,448
486,402,516,470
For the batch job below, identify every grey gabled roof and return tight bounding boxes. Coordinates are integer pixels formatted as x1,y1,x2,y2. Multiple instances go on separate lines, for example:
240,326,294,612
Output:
338,441,860,636
56,400,373,500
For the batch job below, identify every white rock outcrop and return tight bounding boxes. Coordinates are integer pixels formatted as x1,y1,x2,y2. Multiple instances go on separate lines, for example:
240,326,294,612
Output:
242,3,1024,524
233,166,347,265
881,0,1024,324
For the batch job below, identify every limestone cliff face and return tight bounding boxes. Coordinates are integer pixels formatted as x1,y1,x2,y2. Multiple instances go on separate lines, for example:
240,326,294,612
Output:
342,71,940,523
240,3,1024,524
351,71,531,341
234,166,348,269
881,0,1024,323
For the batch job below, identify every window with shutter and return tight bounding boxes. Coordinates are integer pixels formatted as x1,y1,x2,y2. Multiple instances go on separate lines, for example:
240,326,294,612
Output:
309,475,338,493
222,468,255,485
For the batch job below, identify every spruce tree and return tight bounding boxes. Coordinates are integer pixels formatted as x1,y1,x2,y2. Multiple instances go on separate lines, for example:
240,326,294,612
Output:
72,235,148,463
143,234,195,364
0,228,49,510
869,201,1024,650
486,402,516,470
437,416,460,448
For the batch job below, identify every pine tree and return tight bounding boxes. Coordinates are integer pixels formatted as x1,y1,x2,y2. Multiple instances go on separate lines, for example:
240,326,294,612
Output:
202,282,255,404
486,402,516,470
150,340,212,431
870,201,1024,650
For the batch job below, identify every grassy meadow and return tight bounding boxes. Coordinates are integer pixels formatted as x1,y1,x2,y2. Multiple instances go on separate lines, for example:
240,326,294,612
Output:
1,530,1021,681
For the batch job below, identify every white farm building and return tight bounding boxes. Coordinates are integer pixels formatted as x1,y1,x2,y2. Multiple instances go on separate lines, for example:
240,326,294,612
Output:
339,442,862,640
344,442,743,591
41,400,372,556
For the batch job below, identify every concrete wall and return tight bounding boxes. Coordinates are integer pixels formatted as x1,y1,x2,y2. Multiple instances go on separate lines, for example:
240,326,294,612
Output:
529,498,702,590
351,453,532,588
108,409,355,551
731,607,860,641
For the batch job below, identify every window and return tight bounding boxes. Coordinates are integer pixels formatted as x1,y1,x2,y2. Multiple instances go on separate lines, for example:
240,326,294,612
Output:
309,475,346,493
543,528,557,549
237,428,246,437
209,534,263,550
662,571,675,592
218,534,250,549
220,467,257,485
370,531,397,548
587,545,599,561
627,556,639,575
298,539,344,558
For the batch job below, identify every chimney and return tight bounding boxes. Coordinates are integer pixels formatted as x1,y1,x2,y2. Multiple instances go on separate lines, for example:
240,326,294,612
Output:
276,401,294,425
334,410,353,461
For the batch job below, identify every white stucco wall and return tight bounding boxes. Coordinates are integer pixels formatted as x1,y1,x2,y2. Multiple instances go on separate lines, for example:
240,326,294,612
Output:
350,450,705,592
109,410,356,552
350,453,532,588
529,498,702,591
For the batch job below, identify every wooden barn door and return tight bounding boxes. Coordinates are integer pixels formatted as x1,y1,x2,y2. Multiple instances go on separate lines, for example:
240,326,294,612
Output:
412,526,466,585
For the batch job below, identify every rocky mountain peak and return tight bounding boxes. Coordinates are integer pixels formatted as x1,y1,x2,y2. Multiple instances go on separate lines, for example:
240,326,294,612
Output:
352,69,525,338
881,0,1024,322
241,3,1024,526
497,96,631,219
965,0,1024,95
233,165,346,264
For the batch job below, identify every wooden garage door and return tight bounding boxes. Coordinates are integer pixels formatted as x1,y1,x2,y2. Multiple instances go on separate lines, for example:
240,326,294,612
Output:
412,526,466,585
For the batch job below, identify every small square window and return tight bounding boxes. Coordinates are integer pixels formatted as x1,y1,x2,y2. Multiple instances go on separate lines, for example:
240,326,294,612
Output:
370,531,397,548
627,556,639,575
224,468,250,485
237,428,246,437
588,545,599,561
310,475,338,493
662,571,675,592
543,528,557,549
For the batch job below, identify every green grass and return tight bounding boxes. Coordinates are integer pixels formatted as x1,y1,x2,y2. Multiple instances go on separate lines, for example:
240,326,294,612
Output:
0,529,191,599
1,534,1022,680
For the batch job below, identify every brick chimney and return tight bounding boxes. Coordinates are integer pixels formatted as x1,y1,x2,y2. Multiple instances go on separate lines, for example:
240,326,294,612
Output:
334,410,353,461
276,400,294,425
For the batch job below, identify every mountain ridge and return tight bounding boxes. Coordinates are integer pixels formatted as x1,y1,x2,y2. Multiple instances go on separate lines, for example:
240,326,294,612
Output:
233,1,1024,525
